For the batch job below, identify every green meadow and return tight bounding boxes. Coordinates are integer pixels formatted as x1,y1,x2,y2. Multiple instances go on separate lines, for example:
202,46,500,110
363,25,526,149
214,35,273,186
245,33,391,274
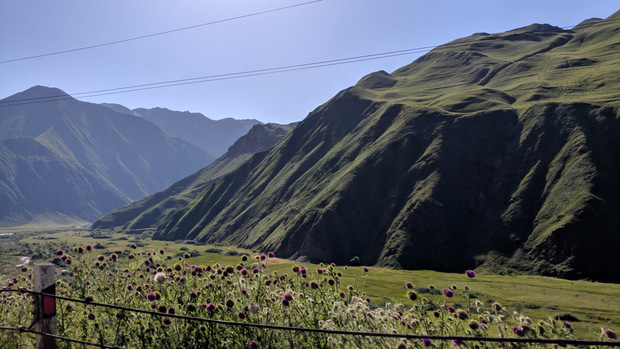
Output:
2,229,618,343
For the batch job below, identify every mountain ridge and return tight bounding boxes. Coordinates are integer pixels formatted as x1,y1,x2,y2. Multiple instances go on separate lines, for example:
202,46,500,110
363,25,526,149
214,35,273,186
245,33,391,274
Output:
0,86,216,226
97,12,619,281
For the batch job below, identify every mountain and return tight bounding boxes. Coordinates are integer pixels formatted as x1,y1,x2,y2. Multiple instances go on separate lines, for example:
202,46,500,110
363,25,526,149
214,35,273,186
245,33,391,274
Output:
101,11,619,282
125,107,261,157
92,122,297,231
0,86,216,226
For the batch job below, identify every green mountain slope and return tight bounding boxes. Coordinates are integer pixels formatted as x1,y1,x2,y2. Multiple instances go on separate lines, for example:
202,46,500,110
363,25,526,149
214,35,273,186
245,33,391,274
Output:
126,13,620,281
0,87,216,225
92,122,296,231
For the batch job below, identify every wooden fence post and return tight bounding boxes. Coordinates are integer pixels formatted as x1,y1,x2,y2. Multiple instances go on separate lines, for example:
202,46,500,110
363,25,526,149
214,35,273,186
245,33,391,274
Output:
34,263,57,349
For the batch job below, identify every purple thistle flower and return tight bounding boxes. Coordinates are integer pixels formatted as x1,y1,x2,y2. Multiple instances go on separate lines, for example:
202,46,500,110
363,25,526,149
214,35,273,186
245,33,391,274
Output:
317,268,324,274
252,267,260,274
452,339,463,347
363,267,369,272
240,268,248,276
444,289,454,297
268,252,275,258
260,254,266,260
207,303,216,312
563,321,572,329
55,249,64,256
162,317,172,326
466,270,476,278
146,292,156,301
87,313,95,321
249,340,259,349
422,338,432,347
86,244,92,251
512,326,525,337
605,329,617,340
283,293,293,302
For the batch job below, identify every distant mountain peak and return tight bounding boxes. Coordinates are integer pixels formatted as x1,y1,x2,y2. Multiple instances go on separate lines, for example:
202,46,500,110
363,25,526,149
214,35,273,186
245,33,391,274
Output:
2,85,73,105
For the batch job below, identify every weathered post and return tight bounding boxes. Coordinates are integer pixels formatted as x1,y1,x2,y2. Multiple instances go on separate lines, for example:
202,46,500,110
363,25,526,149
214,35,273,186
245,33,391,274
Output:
34,263,57,349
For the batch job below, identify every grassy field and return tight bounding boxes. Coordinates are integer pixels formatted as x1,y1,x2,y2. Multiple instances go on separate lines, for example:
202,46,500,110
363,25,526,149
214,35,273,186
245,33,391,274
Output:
3,228,619,341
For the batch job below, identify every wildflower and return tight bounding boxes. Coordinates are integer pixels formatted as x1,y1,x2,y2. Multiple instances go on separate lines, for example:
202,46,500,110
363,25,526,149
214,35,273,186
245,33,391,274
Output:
405,282,414,289
283,293,293,302
422,338,432,347
512,326,525,337
452,339,463,347
444,289,454,297
240,268,248,276
226,299,234,308
447,306,456,313
408,292,417,301
130,243,137,249
469,320,480,330
563,321,572,329
253,267,260,274
248,302,260,314
268,252,275,258
65,258,72,265
162,317,172,326
339,291,346,298
238,311,246,319
154,272,166,284
249,340,259,349
310,281,319,289
55,249,64,256
466,270,476,278
604,329,617,340
317,267,324,274
457,309,468,320
127,284,133,291
207,303,216,312
363,267,369,272
146,292,156,301
492,302,502,311
88,313,95,321
86,244,92,251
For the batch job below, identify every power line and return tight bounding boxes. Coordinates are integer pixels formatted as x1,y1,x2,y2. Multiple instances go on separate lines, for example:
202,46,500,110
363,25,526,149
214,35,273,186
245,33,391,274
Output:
0,0,323,64
0,48,432,107
1,16,618,108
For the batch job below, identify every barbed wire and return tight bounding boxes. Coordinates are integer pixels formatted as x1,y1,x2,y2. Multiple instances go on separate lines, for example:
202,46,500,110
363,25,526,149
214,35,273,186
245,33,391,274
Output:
1,288,618,347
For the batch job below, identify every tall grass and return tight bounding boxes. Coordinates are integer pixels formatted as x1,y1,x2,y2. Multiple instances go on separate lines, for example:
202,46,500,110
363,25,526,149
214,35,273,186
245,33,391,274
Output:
1,245,617,348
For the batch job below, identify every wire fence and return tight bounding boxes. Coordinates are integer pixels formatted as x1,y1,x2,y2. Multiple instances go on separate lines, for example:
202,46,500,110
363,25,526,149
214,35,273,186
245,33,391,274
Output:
1,288,618,348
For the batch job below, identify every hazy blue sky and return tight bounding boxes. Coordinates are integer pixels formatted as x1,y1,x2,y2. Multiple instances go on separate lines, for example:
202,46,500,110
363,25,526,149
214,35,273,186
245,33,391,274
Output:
1,1,617,124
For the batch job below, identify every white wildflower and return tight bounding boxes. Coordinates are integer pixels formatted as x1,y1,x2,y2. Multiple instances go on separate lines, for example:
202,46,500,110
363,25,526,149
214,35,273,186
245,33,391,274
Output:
153,272,166,284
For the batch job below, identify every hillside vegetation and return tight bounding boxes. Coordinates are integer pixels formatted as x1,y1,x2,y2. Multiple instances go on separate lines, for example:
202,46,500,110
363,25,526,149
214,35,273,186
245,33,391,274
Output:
100,12,620,282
